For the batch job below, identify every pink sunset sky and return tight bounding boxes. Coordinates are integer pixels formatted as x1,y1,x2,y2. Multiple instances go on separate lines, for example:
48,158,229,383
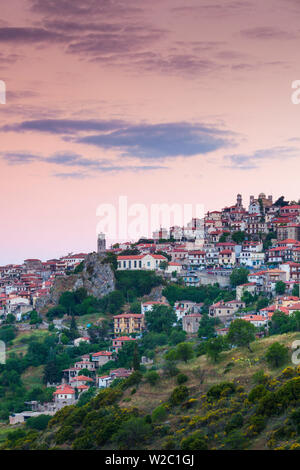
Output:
1,0,300,265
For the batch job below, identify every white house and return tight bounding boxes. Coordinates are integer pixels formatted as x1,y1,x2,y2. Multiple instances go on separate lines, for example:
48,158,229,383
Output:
53,385,76,405
242,315,268,328
239,251,265,268
188,250,206,267
97,376,112,388
141,301,169,315
73,337,90,347
165,262,182,275
91,351,114,367
117,254,167,270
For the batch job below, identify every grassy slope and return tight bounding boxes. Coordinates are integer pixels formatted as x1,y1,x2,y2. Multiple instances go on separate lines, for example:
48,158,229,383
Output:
4,331,300,450
21,365,45,390
116,332,300,449
7,330,50,358
121,332,300,413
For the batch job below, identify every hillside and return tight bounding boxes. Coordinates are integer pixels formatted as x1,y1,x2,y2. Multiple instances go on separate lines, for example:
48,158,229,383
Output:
3,332,300,451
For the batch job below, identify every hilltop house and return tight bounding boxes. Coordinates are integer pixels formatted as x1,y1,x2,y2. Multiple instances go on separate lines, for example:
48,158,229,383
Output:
117,253,167,271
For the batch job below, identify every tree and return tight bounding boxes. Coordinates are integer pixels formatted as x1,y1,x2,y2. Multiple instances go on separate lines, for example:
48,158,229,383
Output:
269,310,291,335
117,341,137,369
43,360,61,384
130,301,142,314
230,267,249,287
265,342,288,368
256,297,269,310
145,370,160,386
26,414,51,431
275,281,286,295
292,284,300,297
274,196,289,207
219,233,230,243
232,231,246,244
132,342,140,371
101,252,118,271
206,336,225,362
145,305,177,335
0,325,16,343
113,417,151,449
176,342,194,362
241,290,255,306
5,314,16,324
106,290,125,315
159,260,169,271
198,314,217,339
69,314,79,340
169,328,186,345
29,310,42,325
227,319,256,352
193,367,206,384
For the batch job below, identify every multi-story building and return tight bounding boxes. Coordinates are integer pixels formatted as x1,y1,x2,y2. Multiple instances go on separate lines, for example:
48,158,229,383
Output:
113,313,145,335
277,224,300,241
182,314,202,334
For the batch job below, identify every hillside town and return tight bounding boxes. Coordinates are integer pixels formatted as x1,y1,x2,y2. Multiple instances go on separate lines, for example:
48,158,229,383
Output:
4,193,300,425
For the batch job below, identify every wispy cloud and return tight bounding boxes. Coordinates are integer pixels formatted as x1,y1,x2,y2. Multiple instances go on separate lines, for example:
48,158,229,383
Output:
240,26,296,40
0,27,70,43
0,150,168,176
172,1,252,17
224,146,299,169
2,118,126,134
31,0,143,18
1,119,235,160
78,122,235,160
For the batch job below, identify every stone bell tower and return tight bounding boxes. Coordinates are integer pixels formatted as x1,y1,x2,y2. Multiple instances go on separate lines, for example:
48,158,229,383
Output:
97,232,106,254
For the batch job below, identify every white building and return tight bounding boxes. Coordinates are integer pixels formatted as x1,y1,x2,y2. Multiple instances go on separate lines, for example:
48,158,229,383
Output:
117,253,167,270
239,251,265,268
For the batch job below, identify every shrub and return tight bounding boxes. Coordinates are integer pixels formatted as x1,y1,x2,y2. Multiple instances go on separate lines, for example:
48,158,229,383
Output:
256,391,279,416
162,361,179,378
72,435,93,450
180,431,208,450
176,373,188,385
265,342,289,368
176,342,194,362
152,405,168,423
123,371,143,389
249,415,266,433
55,425,75,444
225,413,243,434
224,430,247,450
207,382,236,400
248,384,267,403
252,369,269,385
26,414,52,431
145,370,160,386
112,417,151,449
169,386,189,406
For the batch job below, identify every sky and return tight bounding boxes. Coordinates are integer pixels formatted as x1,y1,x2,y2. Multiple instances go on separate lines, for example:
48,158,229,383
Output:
1,0,300,264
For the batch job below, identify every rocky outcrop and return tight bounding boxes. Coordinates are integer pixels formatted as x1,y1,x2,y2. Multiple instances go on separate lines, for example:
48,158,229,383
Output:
36,252,115,313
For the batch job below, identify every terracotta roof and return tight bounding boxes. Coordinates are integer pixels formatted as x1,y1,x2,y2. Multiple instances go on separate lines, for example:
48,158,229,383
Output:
53,385,75,395
92,351,113,357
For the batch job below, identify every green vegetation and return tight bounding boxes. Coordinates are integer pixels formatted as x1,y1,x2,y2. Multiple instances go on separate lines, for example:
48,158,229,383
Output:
230,267,249,287
2,331,300,450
